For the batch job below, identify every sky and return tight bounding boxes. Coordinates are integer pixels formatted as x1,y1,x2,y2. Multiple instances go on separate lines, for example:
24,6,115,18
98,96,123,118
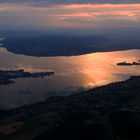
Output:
0,0,140,32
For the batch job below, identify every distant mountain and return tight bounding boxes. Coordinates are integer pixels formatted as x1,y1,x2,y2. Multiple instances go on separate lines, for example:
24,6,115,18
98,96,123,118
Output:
3,34,110,56
1,33,140,57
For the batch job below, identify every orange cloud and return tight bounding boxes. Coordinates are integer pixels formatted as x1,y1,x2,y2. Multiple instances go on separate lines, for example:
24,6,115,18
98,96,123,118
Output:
61,4,140,10
49,4,140,25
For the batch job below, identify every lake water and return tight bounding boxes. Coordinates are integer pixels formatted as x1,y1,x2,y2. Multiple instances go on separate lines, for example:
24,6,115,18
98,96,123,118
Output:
0,47,140,109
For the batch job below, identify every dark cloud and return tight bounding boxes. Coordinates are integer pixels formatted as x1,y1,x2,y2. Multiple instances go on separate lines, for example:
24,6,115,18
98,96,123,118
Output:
0,0,140,5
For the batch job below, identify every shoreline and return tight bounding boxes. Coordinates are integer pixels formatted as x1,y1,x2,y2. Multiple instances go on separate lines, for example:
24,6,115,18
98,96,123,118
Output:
0,43,140,57
1,75,140,114
1,46,140,57
0,75,140,140
0,69,54,85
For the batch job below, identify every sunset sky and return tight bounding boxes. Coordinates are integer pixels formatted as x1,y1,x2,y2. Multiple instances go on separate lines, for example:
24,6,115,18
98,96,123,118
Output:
0,0,140,31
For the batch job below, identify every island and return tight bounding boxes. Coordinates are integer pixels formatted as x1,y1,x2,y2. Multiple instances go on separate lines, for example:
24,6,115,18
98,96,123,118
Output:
0,69,54,85
0,76,140,140
117,60,140,66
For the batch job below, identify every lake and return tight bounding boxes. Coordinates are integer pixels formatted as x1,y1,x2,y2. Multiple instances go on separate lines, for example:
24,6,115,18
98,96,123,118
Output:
0,47,140,109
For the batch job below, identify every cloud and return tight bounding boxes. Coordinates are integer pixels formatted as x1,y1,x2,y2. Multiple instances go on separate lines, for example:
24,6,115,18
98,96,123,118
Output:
0,0,140,6
0,3,140,30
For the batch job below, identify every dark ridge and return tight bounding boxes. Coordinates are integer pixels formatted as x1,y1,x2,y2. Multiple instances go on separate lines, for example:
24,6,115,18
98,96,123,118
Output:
0,76,140,140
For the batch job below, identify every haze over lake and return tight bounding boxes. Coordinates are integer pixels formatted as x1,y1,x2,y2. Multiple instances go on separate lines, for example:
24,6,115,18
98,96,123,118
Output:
0,1,140,140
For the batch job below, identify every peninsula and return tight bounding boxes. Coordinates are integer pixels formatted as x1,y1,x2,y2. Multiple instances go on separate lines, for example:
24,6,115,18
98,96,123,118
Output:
0,69,54,85
117,60,140,66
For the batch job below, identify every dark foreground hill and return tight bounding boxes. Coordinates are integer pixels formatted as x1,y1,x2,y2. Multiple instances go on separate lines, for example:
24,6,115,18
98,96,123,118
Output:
0,76,140,140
